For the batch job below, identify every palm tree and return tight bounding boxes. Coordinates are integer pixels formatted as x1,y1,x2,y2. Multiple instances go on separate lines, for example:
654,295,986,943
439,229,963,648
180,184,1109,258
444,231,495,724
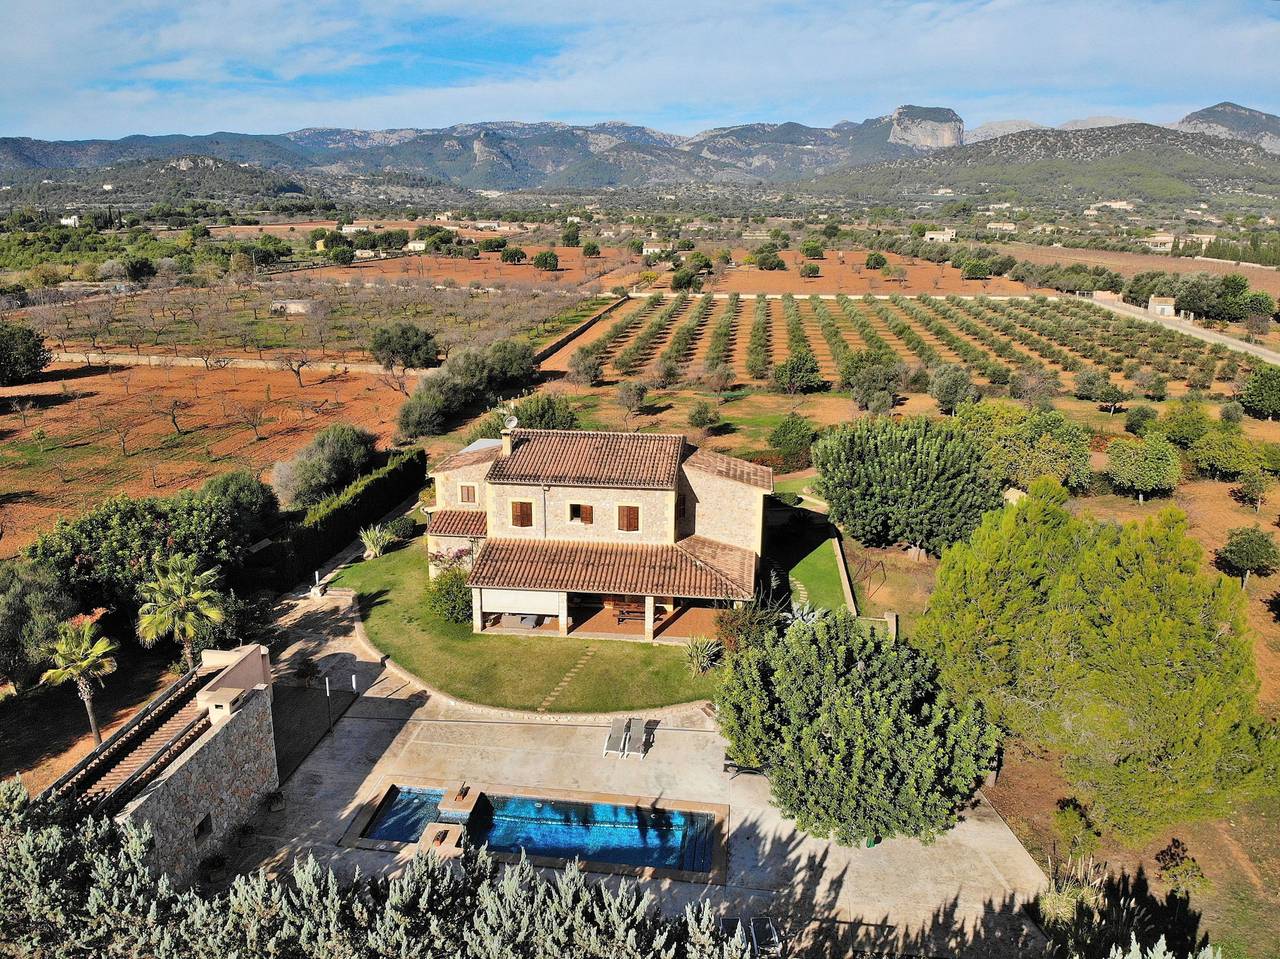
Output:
137,555,225,671
41,619,118,746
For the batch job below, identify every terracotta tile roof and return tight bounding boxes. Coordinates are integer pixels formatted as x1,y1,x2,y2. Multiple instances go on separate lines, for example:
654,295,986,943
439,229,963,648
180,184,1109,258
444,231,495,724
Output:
683,447,774,491
428,509,487,538
468,536,755,600
486,430,685,490
433,439,502,474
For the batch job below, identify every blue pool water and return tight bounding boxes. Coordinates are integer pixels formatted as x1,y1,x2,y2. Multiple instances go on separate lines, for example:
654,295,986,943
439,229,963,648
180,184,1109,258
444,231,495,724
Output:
363,786,446,842
362,787,714,872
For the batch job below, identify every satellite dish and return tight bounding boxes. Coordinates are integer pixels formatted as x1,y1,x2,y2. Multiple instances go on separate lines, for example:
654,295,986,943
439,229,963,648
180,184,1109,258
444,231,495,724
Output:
504,415,519,430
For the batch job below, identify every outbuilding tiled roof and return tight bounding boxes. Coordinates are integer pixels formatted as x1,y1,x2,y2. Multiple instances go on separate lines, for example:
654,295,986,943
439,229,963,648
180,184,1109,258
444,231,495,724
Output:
684,448,774,491
468,535,755,600
427,509,487,538
486,430,685,490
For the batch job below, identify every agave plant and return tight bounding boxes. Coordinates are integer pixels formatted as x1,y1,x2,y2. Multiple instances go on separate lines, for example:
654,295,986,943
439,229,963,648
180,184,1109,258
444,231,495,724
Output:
359,524,395,559
685,636,723,676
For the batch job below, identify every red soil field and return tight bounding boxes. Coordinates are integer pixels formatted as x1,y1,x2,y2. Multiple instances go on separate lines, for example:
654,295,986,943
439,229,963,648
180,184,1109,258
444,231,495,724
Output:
307,246,630,288
0,363,406,556
705,249,1045,296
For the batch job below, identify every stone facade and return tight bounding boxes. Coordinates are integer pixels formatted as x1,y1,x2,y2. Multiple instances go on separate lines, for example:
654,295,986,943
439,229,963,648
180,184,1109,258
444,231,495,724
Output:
486,482,677,544
434,460,493,511
123,684,278,888
679,467,766,555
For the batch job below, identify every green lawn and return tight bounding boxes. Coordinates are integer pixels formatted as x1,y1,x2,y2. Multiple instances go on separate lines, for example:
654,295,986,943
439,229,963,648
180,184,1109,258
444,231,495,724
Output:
331,538,719,712
789,535,848,611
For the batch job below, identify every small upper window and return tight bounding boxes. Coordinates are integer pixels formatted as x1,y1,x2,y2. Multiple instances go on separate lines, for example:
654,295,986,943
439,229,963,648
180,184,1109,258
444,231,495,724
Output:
569,503,594,525
618,505,640,532
459,484,477,504
511,501,533,528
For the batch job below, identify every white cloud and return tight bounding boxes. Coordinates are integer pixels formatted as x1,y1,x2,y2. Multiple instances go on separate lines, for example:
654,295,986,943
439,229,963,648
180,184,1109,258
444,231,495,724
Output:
2,0,1277,138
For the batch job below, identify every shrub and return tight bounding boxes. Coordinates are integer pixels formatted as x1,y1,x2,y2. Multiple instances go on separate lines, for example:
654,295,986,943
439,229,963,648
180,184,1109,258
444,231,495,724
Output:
685,636,722,675
370,323,437,372
768,413,817,471
359,524,394,558
532,250,559,271
272,424,377,508
687,400,720,432
1155,838,1210,896
0,322,51,386
1052,799,1100,858
865,252,887,269
467,393,578,442
1125,404,1158,436
427,568,472,622
385,515,416,540
198,469,280,541
1219,400,1244,425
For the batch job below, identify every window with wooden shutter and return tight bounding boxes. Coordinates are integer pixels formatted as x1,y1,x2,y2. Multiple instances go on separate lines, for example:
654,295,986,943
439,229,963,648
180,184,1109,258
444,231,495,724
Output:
570,503,593,525
618,505,639,532
459,484,476,504
511,501,533,527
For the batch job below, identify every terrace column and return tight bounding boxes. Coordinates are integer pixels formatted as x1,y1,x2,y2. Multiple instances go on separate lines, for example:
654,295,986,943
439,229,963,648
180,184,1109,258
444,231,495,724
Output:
557,592,569,636
643,595,655,642
471,588,484,634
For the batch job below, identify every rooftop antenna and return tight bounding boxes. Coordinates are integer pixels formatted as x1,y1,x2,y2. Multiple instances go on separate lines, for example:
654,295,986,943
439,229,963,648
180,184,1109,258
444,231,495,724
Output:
504,414,518,430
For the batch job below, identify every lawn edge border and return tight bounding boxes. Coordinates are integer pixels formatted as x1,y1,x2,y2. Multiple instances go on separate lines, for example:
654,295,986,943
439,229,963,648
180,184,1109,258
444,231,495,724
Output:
327,587,717,725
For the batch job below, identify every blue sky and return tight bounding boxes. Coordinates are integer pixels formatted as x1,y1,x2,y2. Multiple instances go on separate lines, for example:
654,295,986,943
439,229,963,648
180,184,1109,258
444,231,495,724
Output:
3,0,1278,140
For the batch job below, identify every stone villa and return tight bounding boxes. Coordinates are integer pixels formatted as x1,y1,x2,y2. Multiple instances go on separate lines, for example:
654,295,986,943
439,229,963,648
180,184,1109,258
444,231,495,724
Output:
426,428,773,642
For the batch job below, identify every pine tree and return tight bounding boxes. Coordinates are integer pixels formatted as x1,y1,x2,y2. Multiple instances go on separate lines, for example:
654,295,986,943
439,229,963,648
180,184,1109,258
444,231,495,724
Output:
717,610,998,845
813,416,1002,554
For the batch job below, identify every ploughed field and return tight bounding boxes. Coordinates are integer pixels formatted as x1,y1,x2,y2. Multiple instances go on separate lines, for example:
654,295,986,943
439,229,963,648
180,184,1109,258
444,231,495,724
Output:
544,291,1251,399
0,362,405,556
307,245,631,288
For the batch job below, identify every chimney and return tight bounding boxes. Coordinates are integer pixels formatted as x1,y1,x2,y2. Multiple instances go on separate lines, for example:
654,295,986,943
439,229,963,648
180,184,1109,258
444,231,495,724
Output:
500,428,513,457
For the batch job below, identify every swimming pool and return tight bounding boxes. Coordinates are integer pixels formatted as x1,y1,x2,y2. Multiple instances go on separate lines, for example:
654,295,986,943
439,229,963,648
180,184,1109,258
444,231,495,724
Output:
361,786,715,873
363,786,446,842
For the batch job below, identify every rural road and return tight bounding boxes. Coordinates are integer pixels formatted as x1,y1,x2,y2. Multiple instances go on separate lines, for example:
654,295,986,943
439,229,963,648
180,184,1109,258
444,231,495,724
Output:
1090,299,1280,367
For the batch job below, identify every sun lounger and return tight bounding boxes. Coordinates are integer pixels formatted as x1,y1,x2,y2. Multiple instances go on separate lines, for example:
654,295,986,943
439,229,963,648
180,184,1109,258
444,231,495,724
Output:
623,717,646,758
750,916,783,957
603,717,630,757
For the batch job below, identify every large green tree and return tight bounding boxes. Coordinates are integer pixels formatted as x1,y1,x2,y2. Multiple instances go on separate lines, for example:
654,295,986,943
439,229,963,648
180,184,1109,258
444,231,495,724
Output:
717,610,997,845
0,559,75,689
955,401,1091,491
0,322,51,386
370,323,438,373
916,480,1278,839
1241,364,1280,420
813,417,1002,554
1106,432,1181,503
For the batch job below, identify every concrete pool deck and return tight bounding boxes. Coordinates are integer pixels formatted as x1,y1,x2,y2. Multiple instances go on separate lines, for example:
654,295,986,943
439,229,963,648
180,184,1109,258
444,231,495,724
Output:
234,588,1050,958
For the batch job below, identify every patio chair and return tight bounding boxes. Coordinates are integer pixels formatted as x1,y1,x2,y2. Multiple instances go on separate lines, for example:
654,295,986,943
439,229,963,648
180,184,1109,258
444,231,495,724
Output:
622,717,647,758
750,917,783,958
602,717,630,758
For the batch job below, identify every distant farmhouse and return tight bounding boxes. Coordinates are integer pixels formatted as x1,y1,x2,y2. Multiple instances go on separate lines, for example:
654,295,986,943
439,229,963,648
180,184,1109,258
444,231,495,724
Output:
923,229,957,244
426,429,772,643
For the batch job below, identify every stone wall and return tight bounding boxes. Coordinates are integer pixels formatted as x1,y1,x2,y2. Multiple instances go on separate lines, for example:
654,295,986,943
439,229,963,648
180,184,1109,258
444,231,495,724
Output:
123,685,278,888
433,460,493,510
486,482,677,544
679,467,766,555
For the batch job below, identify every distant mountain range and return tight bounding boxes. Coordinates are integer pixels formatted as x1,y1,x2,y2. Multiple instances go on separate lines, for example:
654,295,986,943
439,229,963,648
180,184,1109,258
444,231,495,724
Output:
814,123,1280,203
1,102,1277,196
